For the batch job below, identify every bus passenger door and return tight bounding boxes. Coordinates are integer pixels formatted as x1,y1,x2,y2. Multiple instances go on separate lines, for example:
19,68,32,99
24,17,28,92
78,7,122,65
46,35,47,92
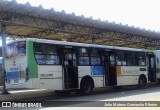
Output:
62,48,78,89
146,53,156,82
103,51,117,86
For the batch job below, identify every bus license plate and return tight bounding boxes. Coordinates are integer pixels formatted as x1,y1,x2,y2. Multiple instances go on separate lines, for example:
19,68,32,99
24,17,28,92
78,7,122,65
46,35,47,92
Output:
14,79,19,83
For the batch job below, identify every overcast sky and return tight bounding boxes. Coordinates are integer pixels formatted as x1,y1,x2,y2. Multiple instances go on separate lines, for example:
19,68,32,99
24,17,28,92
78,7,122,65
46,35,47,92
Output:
14,0,160,32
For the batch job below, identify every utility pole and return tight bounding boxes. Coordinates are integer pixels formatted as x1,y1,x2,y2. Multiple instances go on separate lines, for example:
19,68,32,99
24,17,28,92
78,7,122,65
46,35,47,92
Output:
1,23,9,94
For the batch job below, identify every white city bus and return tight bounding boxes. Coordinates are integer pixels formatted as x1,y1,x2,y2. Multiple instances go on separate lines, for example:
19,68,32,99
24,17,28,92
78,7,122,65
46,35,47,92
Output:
5,38,157,94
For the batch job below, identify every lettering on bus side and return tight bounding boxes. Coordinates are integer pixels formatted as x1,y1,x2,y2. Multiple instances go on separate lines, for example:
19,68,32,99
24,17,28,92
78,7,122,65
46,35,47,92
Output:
123,69,139,74
40,74,54,78
123,70,132,74
10,67,20,71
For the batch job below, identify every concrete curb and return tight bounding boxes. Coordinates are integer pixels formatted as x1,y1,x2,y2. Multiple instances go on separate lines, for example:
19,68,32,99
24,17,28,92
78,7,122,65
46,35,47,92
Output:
0,89,54,101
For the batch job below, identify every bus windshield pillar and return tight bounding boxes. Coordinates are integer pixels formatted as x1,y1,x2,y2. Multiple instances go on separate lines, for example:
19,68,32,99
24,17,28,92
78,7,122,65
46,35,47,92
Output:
1,23,9,94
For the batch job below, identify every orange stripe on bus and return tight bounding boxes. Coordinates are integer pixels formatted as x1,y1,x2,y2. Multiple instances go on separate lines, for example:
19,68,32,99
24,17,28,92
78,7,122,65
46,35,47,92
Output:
116,66,121,75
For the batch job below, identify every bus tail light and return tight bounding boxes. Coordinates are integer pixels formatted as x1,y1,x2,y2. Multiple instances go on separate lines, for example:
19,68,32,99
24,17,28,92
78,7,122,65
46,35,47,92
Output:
25,66,30,82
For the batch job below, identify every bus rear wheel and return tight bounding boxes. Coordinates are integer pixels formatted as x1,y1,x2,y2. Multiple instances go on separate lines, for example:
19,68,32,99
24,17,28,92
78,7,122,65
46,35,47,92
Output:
138,76,147,88
80,79,93,95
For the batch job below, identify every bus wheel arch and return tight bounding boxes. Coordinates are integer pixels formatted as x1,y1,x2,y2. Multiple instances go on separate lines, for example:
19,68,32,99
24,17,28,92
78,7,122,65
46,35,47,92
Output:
80,75,94,94
138,74,147,88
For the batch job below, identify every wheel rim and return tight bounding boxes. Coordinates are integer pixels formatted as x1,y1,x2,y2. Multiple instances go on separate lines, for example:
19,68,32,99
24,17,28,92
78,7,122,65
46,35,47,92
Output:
82,82,91,93
140,80,144,86
139,78,145,87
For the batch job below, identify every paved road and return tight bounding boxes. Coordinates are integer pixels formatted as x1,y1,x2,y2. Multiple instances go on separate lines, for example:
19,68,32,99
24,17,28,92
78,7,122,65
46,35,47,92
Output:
1,85,160,110
33,85,160,110
38,86,160,110
52,86,160,101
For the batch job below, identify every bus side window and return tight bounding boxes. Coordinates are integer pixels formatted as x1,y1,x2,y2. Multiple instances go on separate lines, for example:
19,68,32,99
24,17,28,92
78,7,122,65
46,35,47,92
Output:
135,52,146,66
116,51,126,66
78,48,89,65
126,51,135,66
34,43,60,65
90,49,101,65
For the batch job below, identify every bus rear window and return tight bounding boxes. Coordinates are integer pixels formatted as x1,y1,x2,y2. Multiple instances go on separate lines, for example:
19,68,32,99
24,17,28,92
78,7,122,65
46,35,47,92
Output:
6,41,26,58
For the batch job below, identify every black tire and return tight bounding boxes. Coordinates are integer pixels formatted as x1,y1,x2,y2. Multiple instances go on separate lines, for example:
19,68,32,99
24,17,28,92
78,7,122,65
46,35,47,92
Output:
55,90,71,96
80,79,93,95
138,76,147,88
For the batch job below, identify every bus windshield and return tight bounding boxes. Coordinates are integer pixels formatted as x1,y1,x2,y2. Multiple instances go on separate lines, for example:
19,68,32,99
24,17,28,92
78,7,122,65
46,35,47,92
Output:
6,41,26,58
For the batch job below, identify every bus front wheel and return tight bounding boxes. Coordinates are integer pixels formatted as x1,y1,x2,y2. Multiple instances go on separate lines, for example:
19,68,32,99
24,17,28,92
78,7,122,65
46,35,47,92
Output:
138,76,147,88
80,79,93,95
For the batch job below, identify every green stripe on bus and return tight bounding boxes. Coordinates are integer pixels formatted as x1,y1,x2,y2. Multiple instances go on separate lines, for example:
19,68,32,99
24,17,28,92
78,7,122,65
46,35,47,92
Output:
28,41,38,78
146,50,153,53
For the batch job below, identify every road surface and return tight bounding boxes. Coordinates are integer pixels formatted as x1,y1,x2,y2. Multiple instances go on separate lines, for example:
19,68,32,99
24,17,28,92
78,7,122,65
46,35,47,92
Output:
1,85,160,110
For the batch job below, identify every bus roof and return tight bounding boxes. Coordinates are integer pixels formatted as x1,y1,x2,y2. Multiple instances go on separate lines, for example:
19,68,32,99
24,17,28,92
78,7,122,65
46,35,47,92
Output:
9,38,147,52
